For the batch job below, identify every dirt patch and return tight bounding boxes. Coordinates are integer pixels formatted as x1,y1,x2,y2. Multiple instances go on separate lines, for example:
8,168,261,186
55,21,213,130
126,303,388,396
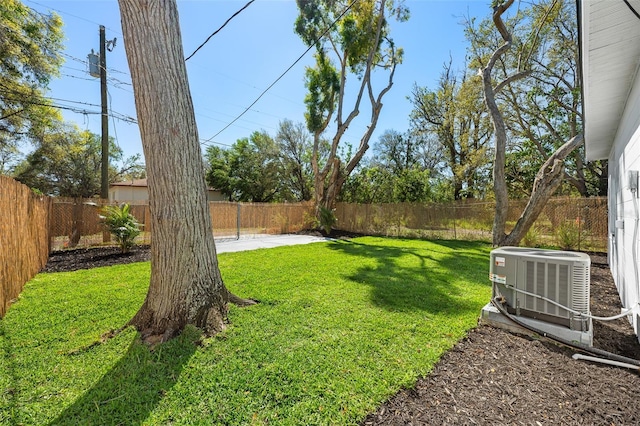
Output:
42,245,151,273
41,247,640,424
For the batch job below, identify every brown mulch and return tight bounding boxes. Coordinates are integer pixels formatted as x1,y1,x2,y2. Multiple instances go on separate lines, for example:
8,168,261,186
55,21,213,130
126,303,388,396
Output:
42,245,151,273
42,247,640,424
363,252,640,426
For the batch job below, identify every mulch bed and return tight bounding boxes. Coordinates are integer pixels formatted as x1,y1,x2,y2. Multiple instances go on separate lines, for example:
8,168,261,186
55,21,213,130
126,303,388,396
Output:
42,245,151,273
363,252,640,425
42,247,640,424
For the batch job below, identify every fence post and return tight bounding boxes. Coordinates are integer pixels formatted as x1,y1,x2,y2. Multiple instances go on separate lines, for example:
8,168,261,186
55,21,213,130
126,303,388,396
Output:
453,203,457,240
236,203,241,240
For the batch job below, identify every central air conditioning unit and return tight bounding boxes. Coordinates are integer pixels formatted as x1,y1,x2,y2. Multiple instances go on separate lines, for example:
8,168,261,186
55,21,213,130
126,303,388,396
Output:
490,247,591,331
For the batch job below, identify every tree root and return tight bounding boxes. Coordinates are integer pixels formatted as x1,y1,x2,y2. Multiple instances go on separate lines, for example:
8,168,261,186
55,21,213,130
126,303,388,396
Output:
65,326,128,355
226,290,259,307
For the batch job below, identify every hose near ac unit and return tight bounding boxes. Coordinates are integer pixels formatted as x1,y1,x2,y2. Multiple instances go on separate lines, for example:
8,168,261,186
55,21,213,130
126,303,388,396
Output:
490,293,640,368
572,353,640,371
502,283,636,321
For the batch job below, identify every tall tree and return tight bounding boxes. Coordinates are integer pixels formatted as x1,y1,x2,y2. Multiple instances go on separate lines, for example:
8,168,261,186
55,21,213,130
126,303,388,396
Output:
13,123,143,197
295,0,409,216
340,129,443,203
410,61,492,200
275,119,314,202
471,0,605,198
206,131,283,202
0,0,63,172
118,0,253,344
472,0,583,246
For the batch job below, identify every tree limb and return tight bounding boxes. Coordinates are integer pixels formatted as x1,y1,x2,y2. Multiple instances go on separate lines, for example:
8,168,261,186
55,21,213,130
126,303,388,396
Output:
494,70,532,93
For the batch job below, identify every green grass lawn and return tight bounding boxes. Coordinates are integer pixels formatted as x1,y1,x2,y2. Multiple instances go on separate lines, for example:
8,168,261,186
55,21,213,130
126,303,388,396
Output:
0,237,491,425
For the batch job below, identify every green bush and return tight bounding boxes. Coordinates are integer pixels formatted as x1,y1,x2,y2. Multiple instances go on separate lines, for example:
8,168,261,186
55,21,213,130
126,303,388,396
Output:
555,219,588,250
522,225,540,247
100,203,141,253
319,206,337,235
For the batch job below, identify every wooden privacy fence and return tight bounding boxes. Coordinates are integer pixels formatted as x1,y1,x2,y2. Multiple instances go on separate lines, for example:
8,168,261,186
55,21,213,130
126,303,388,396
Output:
49,200,315,250
335,197,608,252
49,197,607,252
0,176,51,317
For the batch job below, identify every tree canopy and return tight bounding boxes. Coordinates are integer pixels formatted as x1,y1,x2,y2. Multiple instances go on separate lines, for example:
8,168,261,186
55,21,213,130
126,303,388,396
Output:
205,120,318,203
410,62,492,200
295,0,409,215
13,122,144,197
0,0,64,173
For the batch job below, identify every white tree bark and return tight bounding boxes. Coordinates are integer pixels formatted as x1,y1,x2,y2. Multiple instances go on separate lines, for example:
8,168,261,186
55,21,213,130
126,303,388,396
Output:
118,0,252,343
482,0,582,247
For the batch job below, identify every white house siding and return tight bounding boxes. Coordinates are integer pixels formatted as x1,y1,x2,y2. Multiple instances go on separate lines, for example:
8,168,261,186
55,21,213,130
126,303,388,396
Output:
609,68,640,337
110,186,149,203
110,184,225,203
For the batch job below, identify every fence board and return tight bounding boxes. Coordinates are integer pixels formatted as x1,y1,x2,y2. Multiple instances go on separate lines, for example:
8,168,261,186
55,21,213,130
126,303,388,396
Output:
46,197,607,252
335,197,608,252
0,176,51,317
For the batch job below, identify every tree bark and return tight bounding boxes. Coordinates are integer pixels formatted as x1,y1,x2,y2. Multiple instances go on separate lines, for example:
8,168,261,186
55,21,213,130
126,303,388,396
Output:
482,0,583,247
482,0,513,245
118,0,253,344
502,134,583,246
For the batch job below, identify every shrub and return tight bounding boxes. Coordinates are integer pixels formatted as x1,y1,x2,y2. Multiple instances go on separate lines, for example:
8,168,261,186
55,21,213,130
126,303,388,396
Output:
100,203,141,253
555,219,588,251
522,225,540,247
319,206,337,235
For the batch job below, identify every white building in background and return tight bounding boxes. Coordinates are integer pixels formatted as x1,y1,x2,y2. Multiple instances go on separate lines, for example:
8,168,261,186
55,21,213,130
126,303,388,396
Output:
580,0,640,339
109,178,226,203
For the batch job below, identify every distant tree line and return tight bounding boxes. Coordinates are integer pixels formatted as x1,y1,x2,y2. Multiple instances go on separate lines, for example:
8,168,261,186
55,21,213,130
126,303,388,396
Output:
0,0,144,197
203,0,604,206
2,0,603,206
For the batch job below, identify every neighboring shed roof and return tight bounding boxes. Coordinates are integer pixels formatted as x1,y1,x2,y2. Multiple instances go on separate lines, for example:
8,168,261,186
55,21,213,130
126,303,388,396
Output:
110,178,221,192
110,178,149,188
580,0,640,161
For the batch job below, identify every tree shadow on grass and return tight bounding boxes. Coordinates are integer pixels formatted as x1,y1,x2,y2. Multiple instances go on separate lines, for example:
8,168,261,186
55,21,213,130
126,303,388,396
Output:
49,326,199,426
328,239,490,315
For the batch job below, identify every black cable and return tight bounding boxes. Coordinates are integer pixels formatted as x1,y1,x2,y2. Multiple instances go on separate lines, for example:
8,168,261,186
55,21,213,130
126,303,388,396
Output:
1,93,137,124
202,0,360,144
185,0,256,62
490,293,640,367
623,0,640,20
26,0,122,35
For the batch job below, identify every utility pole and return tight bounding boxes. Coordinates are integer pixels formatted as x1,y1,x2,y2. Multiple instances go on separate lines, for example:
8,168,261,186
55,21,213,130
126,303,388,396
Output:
88,26,116,200
100,25,108,200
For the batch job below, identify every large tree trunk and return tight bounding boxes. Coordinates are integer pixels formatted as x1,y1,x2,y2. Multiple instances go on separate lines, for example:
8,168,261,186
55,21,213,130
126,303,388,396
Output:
482,0,583,247
118,0,252,344
502,134,583,246
483,0,514,246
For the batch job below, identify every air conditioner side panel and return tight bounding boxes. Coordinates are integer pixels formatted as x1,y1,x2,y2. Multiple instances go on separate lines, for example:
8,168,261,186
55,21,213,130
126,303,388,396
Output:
490,252,518,309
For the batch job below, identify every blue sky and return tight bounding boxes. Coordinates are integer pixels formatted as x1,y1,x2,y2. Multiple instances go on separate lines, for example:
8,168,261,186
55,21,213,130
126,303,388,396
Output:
26,0,492,164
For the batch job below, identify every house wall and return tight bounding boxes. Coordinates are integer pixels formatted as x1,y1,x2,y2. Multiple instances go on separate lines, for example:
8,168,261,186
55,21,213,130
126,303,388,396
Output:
110,186,149,203
207,190,227,202
609,67,640,337
110,186,225,203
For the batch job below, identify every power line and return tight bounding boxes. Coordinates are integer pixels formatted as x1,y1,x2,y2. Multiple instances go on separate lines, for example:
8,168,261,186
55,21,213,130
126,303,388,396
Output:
0,90,137,125
623,0,640,20
185,0,256,62
61,73,95,82
26,0,122,36
202,0,360,144
108,89,123,150
60,52,130,77
199,139,233,148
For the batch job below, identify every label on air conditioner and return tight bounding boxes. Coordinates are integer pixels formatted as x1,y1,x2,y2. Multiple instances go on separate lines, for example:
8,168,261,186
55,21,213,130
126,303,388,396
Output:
494,256,506,267
489,273,506,284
